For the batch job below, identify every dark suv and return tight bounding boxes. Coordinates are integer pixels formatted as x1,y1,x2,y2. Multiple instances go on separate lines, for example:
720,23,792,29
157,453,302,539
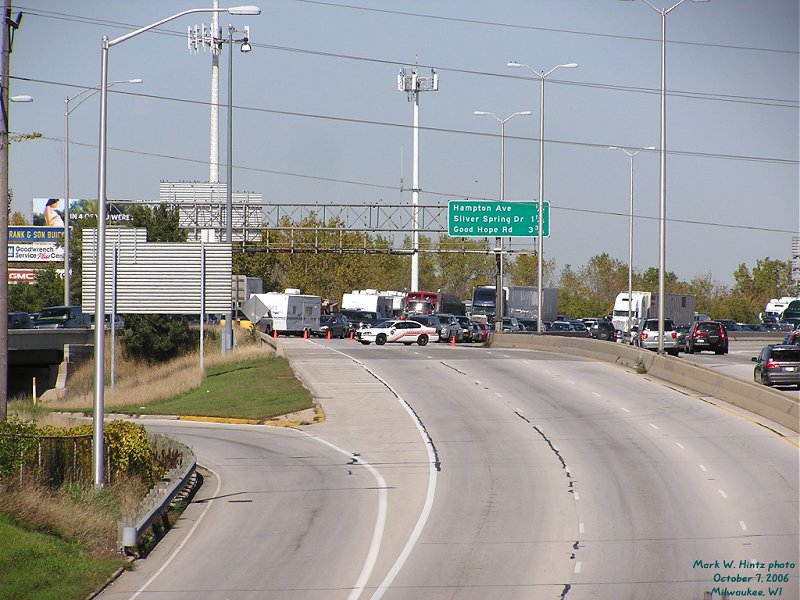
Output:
752,344,800,387
589,320,616,341
686,321,728,355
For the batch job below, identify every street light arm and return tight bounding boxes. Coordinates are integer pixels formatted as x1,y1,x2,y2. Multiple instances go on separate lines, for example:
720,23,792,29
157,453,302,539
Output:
67,79,143,115
108,6,259,47
507,61,577,80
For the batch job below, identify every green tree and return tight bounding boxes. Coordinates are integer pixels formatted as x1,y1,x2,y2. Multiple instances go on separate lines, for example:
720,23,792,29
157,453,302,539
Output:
506,253,557,288
128,204,187,242
8,266,64,312
121,314,196,364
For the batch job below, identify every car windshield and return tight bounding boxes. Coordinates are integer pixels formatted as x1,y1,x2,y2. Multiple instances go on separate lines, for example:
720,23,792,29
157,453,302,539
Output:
38,308,70,320
644,319,675,330
771,349,800,362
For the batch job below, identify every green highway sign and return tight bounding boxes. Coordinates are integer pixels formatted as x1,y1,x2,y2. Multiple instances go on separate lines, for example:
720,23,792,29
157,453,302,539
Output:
448,200,550,238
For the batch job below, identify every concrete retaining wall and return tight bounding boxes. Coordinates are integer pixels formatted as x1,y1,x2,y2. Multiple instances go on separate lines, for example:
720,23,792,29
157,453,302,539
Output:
490,333,799,433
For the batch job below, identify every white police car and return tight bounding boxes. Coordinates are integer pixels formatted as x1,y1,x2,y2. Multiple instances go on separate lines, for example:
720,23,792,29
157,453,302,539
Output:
359,319,439,346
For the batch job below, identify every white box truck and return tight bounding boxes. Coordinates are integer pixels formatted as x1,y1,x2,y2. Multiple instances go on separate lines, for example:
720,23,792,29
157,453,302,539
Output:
612,291,696,332
342,290,394,319
247,290,321,336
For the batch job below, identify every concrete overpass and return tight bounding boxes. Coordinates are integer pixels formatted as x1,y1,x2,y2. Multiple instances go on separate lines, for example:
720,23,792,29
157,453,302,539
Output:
8,329,94,398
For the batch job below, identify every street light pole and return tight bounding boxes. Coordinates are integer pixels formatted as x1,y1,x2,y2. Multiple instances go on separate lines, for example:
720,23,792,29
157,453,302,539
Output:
507,61,578,334
609,145,655,334
64,79,141,307
93,4,260,486
619,0,709,352
473,110,532,331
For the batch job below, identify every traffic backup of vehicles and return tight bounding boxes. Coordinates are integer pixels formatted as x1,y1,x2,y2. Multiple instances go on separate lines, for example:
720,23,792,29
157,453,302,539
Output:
404,290,465,315
471,285,558,324
611,291,695,334
359,319,439,346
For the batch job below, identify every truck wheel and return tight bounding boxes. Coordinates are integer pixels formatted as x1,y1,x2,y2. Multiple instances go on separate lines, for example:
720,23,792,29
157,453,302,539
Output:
417,334,429,346
375,334,387,346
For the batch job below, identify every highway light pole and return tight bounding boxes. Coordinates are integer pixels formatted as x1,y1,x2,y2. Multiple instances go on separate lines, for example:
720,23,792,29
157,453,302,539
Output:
609,145,655,334
507,61,578,334
473,110,531,332
619,0,709,352
93,4,260,486
64,79,141,307
223,23,252,353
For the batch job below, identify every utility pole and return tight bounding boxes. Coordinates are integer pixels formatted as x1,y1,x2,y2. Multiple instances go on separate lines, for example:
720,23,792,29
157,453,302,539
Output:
397,66,438,293
0,1,20,421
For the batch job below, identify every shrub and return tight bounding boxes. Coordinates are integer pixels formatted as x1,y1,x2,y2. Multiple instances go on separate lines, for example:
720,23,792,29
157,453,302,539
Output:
121,314,197,364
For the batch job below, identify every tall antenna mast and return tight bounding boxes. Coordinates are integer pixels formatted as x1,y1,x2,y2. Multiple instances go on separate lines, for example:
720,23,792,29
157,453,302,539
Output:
397,66,438,293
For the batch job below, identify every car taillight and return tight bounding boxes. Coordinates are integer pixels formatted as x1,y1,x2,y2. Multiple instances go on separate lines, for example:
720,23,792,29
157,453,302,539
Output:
671,332,677,339
641,332,648,340
765,359,781,369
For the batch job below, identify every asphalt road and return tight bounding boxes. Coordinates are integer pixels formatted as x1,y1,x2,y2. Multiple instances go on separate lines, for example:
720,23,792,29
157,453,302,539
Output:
100,338,799,600
677,339,800,399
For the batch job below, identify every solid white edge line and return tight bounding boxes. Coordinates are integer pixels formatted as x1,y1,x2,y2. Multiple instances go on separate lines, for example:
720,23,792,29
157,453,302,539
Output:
579,522,585,534
128,465,223,600
368,383,438,600
326,345,439,600
295,431,388,600
574,561,582,574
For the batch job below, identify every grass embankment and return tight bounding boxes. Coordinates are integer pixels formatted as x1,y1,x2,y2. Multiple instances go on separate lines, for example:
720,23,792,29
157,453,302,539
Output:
2,337,315,600
113,355,314,420
16,333,314,421
0,514,124,600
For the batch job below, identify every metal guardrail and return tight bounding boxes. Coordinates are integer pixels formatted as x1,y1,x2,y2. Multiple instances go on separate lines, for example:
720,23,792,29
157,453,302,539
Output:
119,435,196,551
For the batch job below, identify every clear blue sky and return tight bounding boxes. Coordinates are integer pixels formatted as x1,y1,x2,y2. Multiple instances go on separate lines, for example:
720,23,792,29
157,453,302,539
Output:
8,0,799,287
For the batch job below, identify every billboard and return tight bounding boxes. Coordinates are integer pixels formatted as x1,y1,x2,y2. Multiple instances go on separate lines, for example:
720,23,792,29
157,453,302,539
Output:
32,198,133,227
9,243,64,262
9,226,64,242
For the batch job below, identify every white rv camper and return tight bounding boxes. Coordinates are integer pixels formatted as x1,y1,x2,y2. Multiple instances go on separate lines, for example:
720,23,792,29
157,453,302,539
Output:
249,290,321,335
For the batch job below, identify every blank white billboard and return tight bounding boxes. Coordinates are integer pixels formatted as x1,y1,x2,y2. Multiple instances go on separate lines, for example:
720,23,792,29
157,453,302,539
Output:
81,228,231,314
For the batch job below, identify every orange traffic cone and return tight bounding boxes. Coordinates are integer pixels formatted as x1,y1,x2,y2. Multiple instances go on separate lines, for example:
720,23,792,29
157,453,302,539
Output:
303,329,309,339
272,329,278,339
326,330,332,340
349,331,355,340
451,334,456,347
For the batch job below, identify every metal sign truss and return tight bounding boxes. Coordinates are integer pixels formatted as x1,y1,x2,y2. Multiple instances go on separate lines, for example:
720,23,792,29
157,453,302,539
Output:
111,200,537,256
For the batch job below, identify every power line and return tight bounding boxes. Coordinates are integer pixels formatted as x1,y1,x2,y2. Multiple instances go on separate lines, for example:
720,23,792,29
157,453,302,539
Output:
290,0,798,56
16,7,800,109
12,75,799,166
28,133,799,236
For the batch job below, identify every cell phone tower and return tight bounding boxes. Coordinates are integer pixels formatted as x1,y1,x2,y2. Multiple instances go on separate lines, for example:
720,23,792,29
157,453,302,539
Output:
397,66,438,293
